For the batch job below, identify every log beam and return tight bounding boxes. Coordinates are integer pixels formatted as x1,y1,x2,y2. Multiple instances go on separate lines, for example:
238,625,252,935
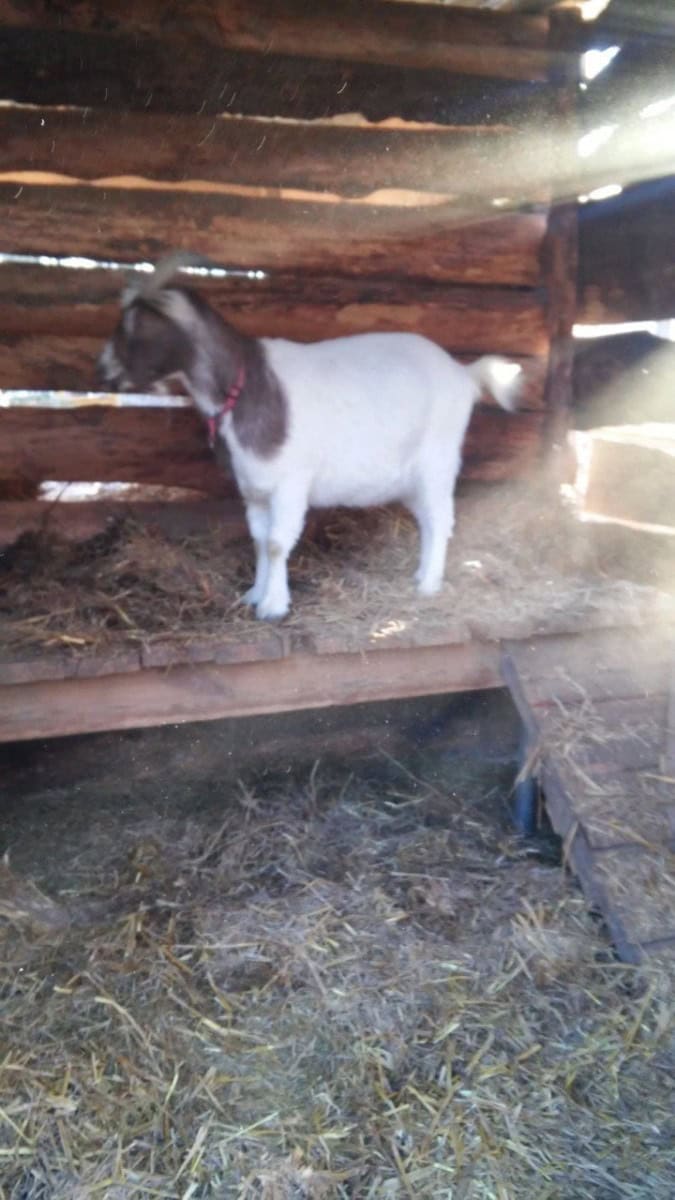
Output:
0,106,552,204
0,399,545,495
0,274,550,366
0,183,546,287
0,0,553,80
0,637,503,743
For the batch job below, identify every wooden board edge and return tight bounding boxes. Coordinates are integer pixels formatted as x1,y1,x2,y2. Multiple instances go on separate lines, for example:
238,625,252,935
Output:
0,638,503,742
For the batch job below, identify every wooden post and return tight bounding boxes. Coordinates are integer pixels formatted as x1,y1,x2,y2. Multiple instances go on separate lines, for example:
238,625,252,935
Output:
541,9,581,486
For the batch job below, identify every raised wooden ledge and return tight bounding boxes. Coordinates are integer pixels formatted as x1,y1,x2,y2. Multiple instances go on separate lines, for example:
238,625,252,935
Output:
0,638,503,743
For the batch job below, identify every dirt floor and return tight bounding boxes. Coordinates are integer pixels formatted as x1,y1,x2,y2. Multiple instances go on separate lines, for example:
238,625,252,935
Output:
2,478,674,664
1,696,674,1199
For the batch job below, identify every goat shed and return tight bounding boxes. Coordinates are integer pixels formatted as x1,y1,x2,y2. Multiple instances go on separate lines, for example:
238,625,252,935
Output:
0,0,673,743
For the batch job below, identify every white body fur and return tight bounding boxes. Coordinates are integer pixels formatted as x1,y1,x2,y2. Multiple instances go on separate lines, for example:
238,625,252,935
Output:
220,332,519,620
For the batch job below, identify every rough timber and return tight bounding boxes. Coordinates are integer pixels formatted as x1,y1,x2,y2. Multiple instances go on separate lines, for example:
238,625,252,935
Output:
502,626,675,964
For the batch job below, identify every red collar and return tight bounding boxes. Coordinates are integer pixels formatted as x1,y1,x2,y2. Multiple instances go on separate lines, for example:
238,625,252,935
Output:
207,364,246,448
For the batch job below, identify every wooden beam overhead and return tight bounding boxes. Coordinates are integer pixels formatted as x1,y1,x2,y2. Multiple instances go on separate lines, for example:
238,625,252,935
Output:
0,27,556,122
0,0,553,80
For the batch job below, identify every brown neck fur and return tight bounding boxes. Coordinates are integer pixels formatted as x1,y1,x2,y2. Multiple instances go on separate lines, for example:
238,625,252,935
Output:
182,290,288,460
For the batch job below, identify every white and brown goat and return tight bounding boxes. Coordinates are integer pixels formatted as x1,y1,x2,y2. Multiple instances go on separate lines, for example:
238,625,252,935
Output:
97,255,521,620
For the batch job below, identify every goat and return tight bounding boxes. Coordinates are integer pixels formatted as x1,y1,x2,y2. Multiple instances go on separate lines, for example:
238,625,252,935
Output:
97,254,521,620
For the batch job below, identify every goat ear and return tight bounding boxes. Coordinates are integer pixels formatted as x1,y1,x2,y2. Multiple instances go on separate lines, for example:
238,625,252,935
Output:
152,288,200,330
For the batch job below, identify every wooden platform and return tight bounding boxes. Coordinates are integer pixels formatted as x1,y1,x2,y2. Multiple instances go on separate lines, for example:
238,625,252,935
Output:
0,629,505,743
2,612,674,963
503,626,675,964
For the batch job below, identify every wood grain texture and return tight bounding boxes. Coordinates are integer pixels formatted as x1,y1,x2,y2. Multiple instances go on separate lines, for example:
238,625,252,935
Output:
0,497,246,549
0,335,548,396
540,11,579,457
0,0,553,79
0,638,503,743
0,183,546,286
0,27,556,124
502,625,675,961
0,401,546,493
0,107,553,203
0,266,550,355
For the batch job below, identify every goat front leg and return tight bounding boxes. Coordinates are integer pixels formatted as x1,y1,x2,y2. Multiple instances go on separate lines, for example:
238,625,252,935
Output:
255,483,309,621
242,498,271,607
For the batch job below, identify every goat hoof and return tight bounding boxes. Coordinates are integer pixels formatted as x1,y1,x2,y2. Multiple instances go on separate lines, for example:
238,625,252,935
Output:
416,579,442,597
255,606,288,622
255,594,290,621
241,586,262,606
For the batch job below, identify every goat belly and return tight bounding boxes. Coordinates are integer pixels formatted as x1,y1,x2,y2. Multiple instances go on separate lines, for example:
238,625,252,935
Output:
307,473,413,509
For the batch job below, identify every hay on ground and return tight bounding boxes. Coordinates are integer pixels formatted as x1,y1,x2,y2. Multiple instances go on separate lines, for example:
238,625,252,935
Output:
1,744,674,1199
1,477,674,660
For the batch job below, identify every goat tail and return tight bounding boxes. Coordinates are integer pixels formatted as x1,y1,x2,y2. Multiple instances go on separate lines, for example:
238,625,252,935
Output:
466,355,522,412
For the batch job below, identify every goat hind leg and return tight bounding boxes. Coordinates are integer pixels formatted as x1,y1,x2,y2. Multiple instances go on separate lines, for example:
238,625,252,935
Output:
410,485,454,596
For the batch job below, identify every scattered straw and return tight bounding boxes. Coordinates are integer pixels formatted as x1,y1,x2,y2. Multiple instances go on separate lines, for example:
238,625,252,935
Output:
1,478,673,660
1,743,674,1198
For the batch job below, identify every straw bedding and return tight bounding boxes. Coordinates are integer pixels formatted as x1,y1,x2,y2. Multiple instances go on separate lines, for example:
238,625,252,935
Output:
1,478,673,660
1,736,674,1199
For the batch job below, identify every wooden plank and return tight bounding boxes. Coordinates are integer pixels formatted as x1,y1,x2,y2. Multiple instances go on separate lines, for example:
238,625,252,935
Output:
0,266,550,356
0,338,549,395
0,402,546,493
0,28,556,124
504,627,673,705
586,844,675,948
539,765,673,963
540,202,578,464
0,0,553,80
0,647,144,686
529,691,666,772
0,638,503,743
0,107,553,204
0,497,247,549
0,403,226,496
503,657,646,958
508,660,669,711
537,769,641,962
0,183,547,287
502,636,675,962
540,11,578,466
584,435,675,529
550,759,674,852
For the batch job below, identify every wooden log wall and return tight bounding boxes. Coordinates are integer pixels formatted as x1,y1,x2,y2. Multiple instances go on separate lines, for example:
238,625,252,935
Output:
0,0,580,533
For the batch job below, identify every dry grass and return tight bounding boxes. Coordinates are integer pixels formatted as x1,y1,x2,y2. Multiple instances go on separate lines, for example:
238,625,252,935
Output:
1,478,673,660
1,745,674,1199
